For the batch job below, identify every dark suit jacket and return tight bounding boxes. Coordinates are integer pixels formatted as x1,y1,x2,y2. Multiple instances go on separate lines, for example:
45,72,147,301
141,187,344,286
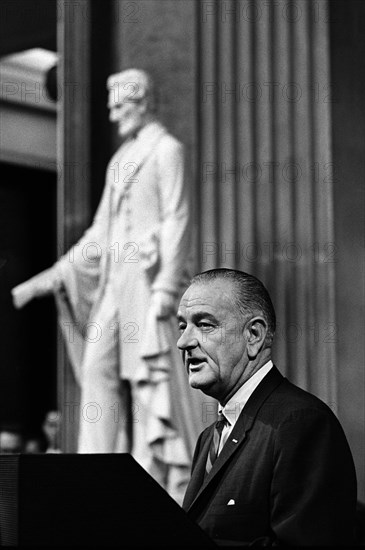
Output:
183,366,357,546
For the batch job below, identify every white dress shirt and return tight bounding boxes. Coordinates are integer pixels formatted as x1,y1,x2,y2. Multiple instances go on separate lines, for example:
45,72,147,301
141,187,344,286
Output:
218,360,273,454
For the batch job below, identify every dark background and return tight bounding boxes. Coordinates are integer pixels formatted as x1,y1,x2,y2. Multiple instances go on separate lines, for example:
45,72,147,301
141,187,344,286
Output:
0,163,57,437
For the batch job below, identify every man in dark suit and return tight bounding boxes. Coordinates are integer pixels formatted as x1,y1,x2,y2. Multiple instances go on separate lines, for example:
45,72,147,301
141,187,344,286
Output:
177,268,357,546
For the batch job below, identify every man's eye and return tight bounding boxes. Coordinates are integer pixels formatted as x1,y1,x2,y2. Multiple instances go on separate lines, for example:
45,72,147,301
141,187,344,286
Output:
178,323,186,331
198,322,214,330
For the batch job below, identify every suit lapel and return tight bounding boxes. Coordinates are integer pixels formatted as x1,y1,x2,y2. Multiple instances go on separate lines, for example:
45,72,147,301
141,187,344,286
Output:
186,366,284,512
183,427,213,509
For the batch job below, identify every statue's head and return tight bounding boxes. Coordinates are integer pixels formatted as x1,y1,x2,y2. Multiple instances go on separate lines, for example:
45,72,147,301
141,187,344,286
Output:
107,68,155,138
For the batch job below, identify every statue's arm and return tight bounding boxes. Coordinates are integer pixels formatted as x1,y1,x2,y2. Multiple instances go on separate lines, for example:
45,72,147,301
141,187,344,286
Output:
12,266,63,309
12,164,113,309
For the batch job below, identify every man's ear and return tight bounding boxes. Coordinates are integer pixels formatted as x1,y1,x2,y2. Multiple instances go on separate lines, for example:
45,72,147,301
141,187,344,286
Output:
244,316,268,358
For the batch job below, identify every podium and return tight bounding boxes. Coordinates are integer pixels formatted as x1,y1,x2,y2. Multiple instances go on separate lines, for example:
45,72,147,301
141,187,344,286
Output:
0,454,215,547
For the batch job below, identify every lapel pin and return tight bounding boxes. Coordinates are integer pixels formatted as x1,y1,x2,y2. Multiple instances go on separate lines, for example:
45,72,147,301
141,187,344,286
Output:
227,499,235,505
232,438,238,443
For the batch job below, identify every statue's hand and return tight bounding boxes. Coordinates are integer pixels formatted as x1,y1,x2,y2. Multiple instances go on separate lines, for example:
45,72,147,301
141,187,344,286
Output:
11,267,62,309
150,290,176,320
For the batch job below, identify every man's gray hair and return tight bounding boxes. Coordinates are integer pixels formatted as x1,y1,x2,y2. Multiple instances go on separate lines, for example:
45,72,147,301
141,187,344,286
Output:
191,268,276,347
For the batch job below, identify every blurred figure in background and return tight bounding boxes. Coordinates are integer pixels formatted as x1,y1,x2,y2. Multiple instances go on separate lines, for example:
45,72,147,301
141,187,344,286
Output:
24,431,48,454
42,410,61,453
0,423,22,453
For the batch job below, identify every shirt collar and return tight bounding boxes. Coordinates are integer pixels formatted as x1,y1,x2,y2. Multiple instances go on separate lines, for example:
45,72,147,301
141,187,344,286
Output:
219,360,273,427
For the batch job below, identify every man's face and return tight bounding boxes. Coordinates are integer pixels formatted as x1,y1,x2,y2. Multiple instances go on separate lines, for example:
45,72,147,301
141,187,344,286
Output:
177,280,250,403
108,89,145,138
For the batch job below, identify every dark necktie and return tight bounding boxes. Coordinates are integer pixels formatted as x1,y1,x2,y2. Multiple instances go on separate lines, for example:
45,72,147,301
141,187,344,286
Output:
206,412,227,475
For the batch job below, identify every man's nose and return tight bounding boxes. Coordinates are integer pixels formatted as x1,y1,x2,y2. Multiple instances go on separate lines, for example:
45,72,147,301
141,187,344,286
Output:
177,327,199,351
